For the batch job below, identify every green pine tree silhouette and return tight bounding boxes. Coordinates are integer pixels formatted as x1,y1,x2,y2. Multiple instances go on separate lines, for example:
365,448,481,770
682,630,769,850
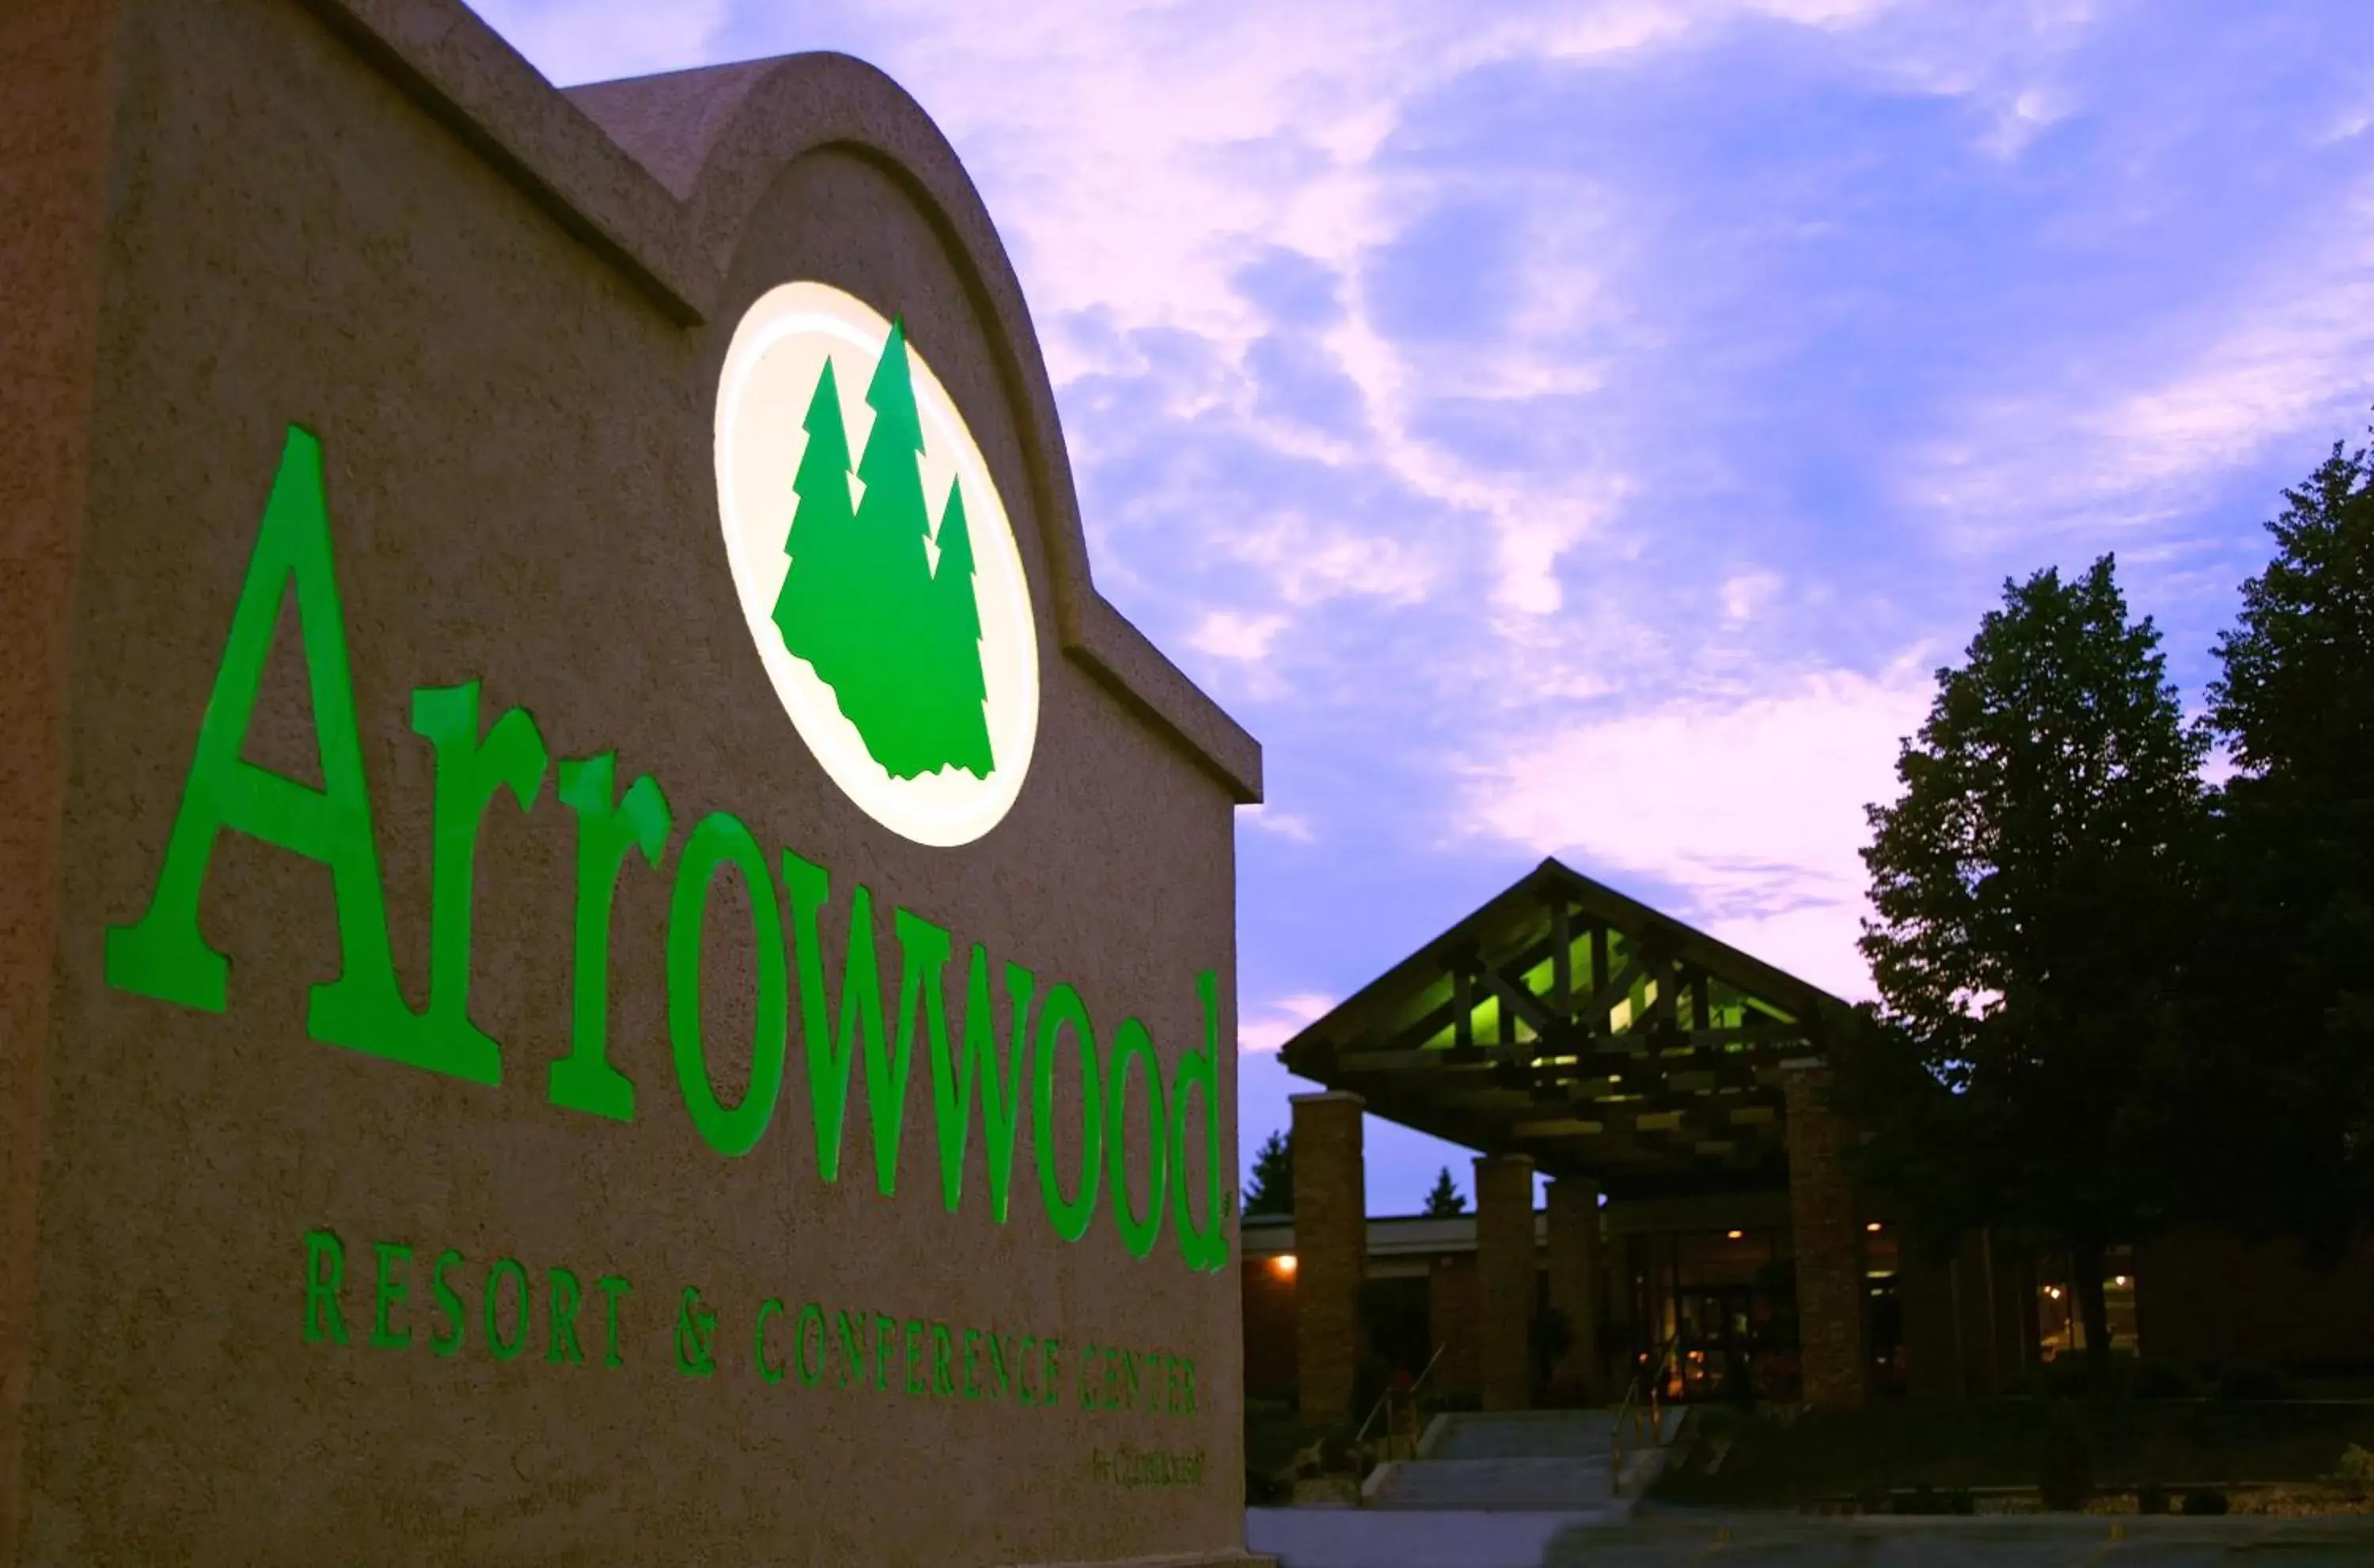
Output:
772,357,856,691
771,317,995,782
928,481,995,777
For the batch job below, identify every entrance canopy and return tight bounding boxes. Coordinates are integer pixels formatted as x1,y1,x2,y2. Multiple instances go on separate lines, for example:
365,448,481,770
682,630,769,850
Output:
1278,858,1855,1201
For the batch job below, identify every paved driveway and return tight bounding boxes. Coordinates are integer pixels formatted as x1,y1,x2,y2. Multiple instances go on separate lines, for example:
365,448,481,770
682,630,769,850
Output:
1250,1506,2374,1567
1550,1512,2374,1565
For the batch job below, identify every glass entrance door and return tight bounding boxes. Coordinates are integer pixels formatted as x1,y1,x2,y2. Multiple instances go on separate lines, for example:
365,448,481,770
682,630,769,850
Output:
1675,1284,1757,1402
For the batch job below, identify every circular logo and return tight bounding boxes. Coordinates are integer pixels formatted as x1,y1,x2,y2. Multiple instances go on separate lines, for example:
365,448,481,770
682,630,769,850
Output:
715,282,1040,847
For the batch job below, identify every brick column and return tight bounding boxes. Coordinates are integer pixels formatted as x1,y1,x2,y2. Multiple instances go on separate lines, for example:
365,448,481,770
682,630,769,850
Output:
1291,1091,1365,1426
1545,1179,1604,1404
1603,1221,1639,1398
1784,1063,1867,1411
1473,1153,1537,1411
1427,1254,1480,1399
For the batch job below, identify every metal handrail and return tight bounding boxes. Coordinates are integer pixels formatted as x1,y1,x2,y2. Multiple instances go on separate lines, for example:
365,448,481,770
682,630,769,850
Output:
1609,1333,1682,1486
1355,1342,1447,1456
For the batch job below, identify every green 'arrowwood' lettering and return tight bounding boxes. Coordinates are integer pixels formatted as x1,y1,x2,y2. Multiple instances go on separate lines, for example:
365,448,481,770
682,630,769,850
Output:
780,852,923,1194
410,680,548,1084
1170,971,1228,1272
667,813,788,1157
108,432,1241,1276
105,426,439,1075
1033,983,1103,1243
924,943,1037,1218
1106,1017,1168,1260
549,752,673,1120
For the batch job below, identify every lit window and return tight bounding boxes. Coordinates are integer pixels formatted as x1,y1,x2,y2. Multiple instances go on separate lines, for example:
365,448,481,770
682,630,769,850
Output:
1727,1229,1745,1240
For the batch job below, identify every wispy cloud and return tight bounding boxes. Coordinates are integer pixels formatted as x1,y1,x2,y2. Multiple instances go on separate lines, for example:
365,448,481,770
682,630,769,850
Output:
1242,805,1318,843
473,0,2374,1211
480,0,728,84
1903,170,2374,557
1240,994,1337,1055
1461,665,1933,999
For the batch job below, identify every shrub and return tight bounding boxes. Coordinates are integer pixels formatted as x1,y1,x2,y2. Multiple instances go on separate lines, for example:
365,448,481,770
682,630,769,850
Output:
2038,1403,2094,1511
2133,1358,2202,1399
2336,1444,2374,1484
2181,1487,2229,1516
2023,1351,2140,1401
2216,1361,2295,1401
2137,1483,2170,1514
1244,1466,1290,1506
2038,1356,2093,1399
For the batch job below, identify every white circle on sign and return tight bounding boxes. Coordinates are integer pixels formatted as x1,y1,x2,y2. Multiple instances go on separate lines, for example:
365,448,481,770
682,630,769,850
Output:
714,282,1039,847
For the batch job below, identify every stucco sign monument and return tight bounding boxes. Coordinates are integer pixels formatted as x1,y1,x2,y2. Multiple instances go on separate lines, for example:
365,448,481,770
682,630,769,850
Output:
0,2,1265,1563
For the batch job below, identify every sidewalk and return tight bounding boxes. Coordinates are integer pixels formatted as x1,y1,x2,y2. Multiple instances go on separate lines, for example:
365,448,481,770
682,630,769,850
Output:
1247,1506,2374,1568
1546,1509,2374,1566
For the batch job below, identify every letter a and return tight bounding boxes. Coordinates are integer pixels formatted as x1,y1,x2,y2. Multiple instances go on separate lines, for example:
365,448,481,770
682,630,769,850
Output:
106,426,442,1073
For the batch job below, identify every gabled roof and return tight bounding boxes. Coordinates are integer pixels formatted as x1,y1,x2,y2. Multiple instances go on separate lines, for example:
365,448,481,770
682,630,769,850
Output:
1279,858,1855,1200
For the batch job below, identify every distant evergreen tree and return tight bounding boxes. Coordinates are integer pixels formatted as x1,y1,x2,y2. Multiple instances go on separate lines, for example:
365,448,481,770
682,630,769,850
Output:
1244,1129,1294,1218
928,481,995,777
770,317,995,780
1422,1166,1466,1217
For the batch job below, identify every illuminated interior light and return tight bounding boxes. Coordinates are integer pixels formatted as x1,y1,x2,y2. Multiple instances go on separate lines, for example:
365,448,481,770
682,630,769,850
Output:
1273,1255,1297,1277
1726,1229,1745,1240
1865,1221,1883,1233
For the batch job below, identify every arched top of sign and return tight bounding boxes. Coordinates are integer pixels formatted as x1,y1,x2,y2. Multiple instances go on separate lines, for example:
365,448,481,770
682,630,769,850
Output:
716,282,1040,846
554,49,1257,804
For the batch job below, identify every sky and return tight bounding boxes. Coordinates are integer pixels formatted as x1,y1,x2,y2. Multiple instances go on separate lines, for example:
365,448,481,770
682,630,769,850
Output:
472,0,2374,1215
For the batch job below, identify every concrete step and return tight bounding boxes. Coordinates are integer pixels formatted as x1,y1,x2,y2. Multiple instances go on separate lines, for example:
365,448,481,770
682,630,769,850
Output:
1425,1410,1622,1460
1361,1407,1684,1513
1369,1457,1620,1512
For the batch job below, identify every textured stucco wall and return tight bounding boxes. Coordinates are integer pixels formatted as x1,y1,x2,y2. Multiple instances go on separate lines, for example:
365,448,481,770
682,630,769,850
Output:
5,2,1261,1563
0,5,123,1560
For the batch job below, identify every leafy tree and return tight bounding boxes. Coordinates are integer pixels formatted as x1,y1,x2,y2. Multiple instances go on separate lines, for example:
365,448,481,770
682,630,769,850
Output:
1422,1165,1466,1217
1840,555,2207,1377
1245,1129,1294,1218
2190,433,2374,1257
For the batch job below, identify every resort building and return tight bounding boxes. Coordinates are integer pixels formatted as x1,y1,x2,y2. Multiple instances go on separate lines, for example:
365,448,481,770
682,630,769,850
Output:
1242,857,2363,1423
